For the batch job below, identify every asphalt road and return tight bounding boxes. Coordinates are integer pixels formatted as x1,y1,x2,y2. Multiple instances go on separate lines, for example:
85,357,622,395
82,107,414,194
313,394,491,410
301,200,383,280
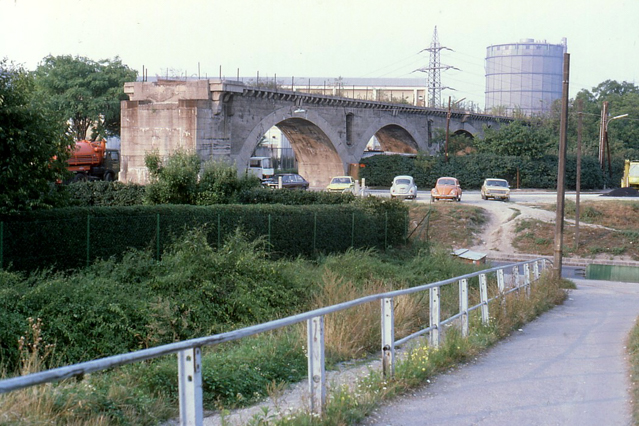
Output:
362,278,639,426
367,188,629,205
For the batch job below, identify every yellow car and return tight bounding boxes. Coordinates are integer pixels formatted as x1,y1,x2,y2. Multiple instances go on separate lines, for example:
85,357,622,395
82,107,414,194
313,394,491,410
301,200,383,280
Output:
326,176,355,193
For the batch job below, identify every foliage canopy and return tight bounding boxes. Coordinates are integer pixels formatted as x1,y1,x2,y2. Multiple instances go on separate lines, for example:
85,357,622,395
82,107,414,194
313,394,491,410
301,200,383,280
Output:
0,60,72,213
34,55,137,140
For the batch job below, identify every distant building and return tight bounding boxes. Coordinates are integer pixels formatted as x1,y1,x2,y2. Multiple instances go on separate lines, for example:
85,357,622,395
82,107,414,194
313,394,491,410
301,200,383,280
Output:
269,77,430,107
485,38,567,116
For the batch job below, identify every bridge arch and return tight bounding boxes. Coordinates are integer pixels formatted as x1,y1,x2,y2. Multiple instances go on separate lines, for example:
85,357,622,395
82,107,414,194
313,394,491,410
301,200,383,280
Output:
356,118,427,160
238,107,348,188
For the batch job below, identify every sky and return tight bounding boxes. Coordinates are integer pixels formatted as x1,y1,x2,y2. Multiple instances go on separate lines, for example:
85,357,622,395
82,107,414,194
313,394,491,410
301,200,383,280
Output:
1,0,638,108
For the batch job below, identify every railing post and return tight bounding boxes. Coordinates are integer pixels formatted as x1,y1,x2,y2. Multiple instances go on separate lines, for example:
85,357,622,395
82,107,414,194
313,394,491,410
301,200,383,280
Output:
523,263,531,296
513,265,520,293
533,260,540,280
178,347,203,426
497,268,505,293
307,316,326,416
479,273,489,324
381,297,395,377
459,279,469,337
429,287,440,347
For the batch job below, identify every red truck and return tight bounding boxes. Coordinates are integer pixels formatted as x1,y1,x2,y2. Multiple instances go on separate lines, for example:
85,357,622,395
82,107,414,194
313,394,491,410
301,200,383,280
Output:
67,140,120,181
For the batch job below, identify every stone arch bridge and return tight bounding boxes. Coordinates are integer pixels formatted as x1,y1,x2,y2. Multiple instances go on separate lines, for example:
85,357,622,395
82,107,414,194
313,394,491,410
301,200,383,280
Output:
121,80,510,187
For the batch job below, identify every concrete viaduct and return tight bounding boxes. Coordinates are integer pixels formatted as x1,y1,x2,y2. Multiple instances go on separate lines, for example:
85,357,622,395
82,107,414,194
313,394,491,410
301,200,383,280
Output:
120,79,510,187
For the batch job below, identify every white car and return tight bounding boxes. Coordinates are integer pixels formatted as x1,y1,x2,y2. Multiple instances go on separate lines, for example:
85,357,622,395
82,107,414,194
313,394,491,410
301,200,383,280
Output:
481,178,510,201
390,175,417,200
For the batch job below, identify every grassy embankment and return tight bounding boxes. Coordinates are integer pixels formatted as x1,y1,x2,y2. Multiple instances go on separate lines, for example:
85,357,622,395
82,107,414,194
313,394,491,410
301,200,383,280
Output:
514,200,639,260
0,202,572,425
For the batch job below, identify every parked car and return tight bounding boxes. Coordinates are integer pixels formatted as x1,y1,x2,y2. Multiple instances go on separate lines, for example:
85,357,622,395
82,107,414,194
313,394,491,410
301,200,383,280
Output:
390,175,417,200
264,173,309,190
481,178,510,201
431,177,462,202
326,176,355,192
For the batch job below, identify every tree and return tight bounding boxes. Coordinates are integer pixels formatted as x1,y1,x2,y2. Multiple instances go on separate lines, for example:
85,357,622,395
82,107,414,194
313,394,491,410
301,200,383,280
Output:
476,120,553,159
34,55,137,140
0,60,72,213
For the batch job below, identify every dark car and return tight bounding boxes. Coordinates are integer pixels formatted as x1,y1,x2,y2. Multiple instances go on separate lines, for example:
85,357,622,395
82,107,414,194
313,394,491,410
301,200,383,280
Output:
264,173,309,190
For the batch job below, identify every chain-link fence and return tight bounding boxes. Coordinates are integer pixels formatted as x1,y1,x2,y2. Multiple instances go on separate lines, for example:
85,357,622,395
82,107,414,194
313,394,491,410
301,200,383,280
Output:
0,207,407,271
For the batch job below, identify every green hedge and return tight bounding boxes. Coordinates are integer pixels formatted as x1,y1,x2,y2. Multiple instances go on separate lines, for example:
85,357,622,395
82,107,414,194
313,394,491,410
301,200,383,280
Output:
64,181,147,207
360,153,622,190
0,201,407,272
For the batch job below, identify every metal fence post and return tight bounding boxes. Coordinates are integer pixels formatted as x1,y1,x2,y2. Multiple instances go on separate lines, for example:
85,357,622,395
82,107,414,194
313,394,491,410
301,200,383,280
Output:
384,211,388,250
178,347,203,426
351,212,355,248
217,214,221,249
429,287,440,347
497,268,505,293
513,265,520,293
0,221,3,270
381,297,395,377
533,260,540,280
156,213,160,261
479,273,489,324
313,212,317,253
459,279,469,337
523,263,531,296
268,214,272,253
307,316,326,416
86,215,91,267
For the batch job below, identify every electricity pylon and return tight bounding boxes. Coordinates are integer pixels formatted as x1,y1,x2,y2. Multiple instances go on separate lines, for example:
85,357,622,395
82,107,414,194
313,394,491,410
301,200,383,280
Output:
414,26,458,108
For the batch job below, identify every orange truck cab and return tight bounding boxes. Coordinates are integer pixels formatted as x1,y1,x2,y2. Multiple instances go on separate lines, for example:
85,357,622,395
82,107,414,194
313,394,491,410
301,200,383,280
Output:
67,140,120,181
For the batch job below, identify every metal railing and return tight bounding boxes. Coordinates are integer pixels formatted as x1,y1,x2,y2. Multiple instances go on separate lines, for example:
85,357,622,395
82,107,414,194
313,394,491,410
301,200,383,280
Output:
0,258,550,425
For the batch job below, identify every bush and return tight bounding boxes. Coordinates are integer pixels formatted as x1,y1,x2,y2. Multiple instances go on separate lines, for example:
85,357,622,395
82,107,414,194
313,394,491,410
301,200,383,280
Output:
0,229,311,370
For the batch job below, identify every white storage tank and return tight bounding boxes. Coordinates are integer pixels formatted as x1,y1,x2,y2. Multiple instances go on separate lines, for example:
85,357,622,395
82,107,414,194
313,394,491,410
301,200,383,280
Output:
485,38,567,116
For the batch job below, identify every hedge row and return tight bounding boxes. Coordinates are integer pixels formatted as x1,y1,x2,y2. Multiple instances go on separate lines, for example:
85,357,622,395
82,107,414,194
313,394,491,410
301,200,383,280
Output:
0,201,407,272
360,153,624,190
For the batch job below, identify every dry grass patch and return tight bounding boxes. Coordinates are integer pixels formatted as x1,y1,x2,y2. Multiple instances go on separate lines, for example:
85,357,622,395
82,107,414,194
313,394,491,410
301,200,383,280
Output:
542,200,639,231
512,218,639,260
311,270,427,361
408,203,487,247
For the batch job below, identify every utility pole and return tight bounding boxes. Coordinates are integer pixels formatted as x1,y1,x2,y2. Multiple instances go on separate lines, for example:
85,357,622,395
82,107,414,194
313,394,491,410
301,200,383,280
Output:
414,26,458,108
575,99,583,250
553,53,570,279
598,101,609,169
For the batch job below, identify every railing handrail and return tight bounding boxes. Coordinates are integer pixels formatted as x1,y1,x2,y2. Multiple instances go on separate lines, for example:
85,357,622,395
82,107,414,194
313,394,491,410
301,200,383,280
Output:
0,258,552,424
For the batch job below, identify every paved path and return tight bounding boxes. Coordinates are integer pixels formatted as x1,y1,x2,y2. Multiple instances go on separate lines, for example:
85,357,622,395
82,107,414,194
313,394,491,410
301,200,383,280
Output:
363,279,639,426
